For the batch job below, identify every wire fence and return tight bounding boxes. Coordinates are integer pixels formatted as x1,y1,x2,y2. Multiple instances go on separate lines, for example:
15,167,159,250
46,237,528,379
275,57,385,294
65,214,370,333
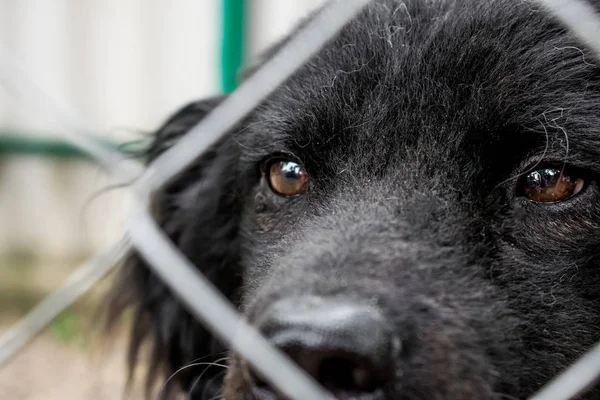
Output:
1,0,600,399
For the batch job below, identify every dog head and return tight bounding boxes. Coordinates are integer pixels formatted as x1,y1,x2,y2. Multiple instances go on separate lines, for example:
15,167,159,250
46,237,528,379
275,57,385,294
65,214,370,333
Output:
108,0,600,399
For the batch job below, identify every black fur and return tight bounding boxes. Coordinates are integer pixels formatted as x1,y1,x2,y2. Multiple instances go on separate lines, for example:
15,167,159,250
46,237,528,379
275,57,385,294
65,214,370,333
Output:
107,0,600,398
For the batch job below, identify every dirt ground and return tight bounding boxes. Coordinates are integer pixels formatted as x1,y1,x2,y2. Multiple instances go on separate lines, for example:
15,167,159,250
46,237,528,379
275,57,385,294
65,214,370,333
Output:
0,332,142,400
0,256,146,400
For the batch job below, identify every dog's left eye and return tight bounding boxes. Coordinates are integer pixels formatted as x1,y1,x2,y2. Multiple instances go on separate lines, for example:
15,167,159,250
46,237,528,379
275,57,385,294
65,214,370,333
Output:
267,159,309,197
519,166,585,202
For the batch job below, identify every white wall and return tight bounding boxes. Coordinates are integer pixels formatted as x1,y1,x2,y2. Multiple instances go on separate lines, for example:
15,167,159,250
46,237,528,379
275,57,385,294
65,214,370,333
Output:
0,0,327,258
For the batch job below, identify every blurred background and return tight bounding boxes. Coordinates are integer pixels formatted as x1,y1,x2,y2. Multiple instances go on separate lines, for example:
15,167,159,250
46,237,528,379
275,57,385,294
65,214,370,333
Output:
0,1,326,398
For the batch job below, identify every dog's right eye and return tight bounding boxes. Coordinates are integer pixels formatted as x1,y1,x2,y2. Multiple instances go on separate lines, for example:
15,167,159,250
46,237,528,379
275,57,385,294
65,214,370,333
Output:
266,159,309,197
518,166,585,203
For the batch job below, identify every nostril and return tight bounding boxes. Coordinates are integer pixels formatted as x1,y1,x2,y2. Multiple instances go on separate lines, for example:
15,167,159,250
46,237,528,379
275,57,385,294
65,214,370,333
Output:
250,297,398,398
318,355,378,393
249,353,383,397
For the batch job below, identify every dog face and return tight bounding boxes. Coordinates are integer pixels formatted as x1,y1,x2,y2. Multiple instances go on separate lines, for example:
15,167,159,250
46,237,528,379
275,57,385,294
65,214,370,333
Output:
108,0,600,399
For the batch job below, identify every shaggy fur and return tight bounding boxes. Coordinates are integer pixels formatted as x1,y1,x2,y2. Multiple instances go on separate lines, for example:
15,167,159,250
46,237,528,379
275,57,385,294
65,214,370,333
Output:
107,0,600,399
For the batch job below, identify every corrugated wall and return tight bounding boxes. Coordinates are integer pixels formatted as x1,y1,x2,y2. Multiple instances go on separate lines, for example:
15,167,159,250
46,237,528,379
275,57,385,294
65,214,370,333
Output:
0,0,326,258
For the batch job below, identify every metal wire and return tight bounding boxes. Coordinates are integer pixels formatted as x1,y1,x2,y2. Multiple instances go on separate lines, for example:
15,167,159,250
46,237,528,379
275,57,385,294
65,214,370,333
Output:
529,341,600,400
0,238,129,367
129,1,372,397
128,199,334,400
135,0,372,194
0,51,142,182
0,0,371,398
524,3,600,398
0,51,143,183
0,45,142,369
536,0,600,59
1,0,600,399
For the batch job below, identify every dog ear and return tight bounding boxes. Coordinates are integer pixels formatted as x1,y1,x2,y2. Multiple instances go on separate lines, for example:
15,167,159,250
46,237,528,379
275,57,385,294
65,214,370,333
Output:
106,96,243,398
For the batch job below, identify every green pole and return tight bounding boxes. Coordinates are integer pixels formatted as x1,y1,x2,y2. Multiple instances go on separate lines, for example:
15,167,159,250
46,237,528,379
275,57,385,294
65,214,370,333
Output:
221,0,246,93
0,133,140,159
1,2,248,158
0,133,88,159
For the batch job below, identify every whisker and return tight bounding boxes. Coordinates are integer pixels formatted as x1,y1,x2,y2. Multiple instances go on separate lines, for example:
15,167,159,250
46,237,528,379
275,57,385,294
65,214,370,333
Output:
206,389,224,400
187,362,229,400
200,369,229,400
187,357,230,400
159,359,229,400
183,352,229,368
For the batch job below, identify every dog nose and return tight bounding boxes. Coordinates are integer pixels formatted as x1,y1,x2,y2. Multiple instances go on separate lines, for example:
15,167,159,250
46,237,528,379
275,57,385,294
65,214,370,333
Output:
252,297,399,398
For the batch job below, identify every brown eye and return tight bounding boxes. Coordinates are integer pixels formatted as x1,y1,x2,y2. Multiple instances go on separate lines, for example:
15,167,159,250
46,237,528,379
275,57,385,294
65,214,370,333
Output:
520,167,585,202
268,160,309,196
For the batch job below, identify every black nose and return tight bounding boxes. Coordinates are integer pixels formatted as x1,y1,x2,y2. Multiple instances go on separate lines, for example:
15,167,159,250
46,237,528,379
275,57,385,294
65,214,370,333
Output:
252,297,399,398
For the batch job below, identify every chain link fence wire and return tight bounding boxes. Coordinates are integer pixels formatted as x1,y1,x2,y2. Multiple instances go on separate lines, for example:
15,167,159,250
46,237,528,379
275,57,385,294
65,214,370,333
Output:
0,1,370,399
0,0,600,399
0,238,129,367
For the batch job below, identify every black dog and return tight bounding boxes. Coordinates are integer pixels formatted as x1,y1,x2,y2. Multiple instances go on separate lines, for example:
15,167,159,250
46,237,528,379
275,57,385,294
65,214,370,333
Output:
107,0,600,398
